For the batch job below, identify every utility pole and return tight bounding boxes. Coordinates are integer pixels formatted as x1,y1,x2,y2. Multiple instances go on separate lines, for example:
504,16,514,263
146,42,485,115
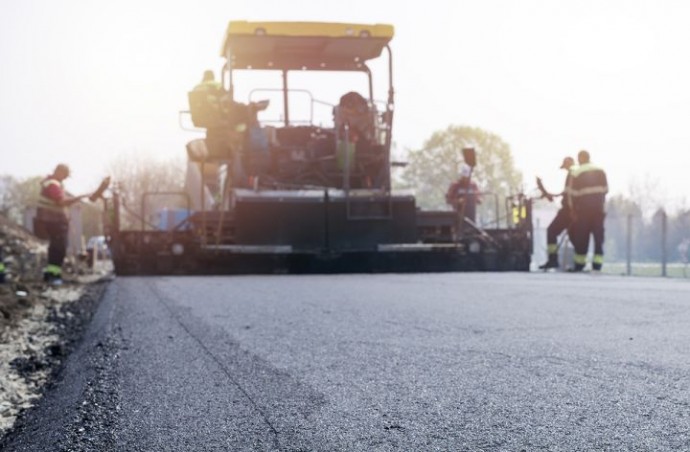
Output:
661,209,667,277
626,213,632,276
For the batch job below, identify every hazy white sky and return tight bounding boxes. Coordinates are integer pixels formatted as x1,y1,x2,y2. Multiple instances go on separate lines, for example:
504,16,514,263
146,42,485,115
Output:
1,0,689,208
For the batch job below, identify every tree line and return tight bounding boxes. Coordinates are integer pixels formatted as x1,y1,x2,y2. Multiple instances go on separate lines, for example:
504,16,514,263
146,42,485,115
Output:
3,124,685,265
0,154,185,237
604,195,690,263
3,125,523,233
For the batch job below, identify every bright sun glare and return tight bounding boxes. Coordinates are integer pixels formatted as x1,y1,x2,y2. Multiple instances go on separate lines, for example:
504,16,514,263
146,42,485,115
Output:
1,0,689,208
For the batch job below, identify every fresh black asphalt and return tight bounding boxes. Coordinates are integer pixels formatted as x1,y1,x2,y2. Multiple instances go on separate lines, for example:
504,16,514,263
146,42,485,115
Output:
4,273,690,451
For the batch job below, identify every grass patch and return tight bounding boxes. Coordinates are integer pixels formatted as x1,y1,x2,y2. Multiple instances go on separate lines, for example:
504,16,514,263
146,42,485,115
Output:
602,262,690,278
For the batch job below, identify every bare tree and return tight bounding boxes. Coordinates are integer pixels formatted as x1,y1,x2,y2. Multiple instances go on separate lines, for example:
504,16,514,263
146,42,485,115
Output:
627,174,667,220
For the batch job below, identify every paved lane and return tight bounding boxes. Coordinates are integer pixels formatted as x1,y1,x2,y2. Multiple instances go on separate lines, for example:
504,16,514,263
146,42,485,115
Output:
8,273,690,450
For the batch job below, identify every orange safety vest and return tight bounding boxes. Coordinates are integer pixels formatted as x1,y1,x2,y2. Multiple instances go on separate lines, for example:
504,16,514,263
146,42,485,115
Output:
37,177,67,221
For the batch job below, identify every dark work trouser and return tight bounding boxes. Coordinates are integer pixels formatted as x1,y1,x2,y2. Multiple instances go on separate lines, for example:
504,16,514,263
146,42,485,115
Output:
457,197,477,223
570,209,605,270
46,219,69,271
546,208,572,258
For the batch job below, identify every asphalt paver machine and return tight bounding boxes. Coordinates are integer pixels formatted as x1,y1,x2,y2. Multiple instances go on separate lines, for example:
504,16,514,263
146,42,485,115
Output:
108,21,532,275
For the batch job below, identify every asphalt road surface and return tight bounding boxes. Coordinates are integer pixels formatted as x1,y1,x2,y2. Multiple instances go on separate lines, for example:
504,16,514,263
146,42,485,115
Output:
6,273,690,451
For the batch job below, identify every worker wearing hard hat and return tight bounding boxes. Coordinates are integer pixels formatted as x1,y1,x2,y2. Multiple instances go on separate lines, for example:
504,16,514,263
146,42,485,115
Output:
199,69,221,89
538,156,576,270
568,150,608,272
189,70,226,129
35,164,86,285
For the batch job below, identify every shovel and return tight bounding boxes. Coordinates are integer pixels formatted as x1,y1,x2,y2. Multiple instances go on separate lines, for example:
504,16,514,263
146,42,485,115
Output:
89,176,111,202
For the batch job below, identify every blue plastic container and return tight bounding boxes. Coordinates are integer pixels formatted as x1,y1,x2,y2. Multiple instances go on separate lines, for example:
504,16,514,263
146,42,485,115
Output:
158,208,192,231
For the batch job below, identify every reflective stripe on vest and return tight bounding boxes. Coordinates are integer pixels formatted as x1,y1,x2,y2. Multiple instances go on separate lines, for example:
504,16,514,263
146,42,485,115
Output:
569,163,608,198
570,185,609,197
569,163,599,179
195,80,222,91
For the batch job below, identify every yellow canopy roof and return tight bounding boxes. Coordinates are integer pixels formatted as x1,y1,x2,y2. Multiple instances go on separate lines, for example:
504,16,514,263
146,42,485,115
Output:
221,21,394,71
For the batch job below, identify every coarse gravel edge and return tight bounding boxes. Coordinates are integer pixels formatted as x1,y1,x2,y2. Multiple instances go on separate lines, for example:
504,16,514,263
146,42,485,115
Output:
0,279,120,452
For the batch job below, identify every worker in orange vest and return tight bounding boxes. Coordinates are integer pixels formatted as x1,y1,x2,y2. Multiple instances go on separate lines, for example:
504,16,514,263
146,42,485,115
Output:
36,164,86,285
446,164,481,223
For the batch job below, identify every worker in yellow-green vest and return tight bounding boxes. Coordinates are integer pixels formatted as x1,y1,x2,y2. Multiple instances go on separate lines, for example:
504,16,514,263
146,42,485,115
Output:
36,164,86,285
568,150,608,272
188,70,225,129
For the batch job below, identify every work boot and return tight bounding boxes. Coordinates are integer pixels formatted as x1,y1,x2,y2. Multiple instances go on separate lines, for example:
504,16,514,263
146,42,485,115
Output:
567,264,585,273
538,255,559,270
43,272,63,284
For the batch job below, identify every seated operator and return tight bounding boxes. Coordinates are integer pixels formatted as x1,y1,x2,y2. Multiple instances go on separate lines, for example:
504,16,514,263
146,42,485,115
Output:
189,70,226,129
335,91,372,143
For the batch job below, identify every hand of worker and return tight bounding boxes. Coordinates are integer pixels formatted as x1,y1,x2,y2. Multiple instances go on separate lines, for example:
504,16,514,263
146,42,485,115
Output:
61,194,89,207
